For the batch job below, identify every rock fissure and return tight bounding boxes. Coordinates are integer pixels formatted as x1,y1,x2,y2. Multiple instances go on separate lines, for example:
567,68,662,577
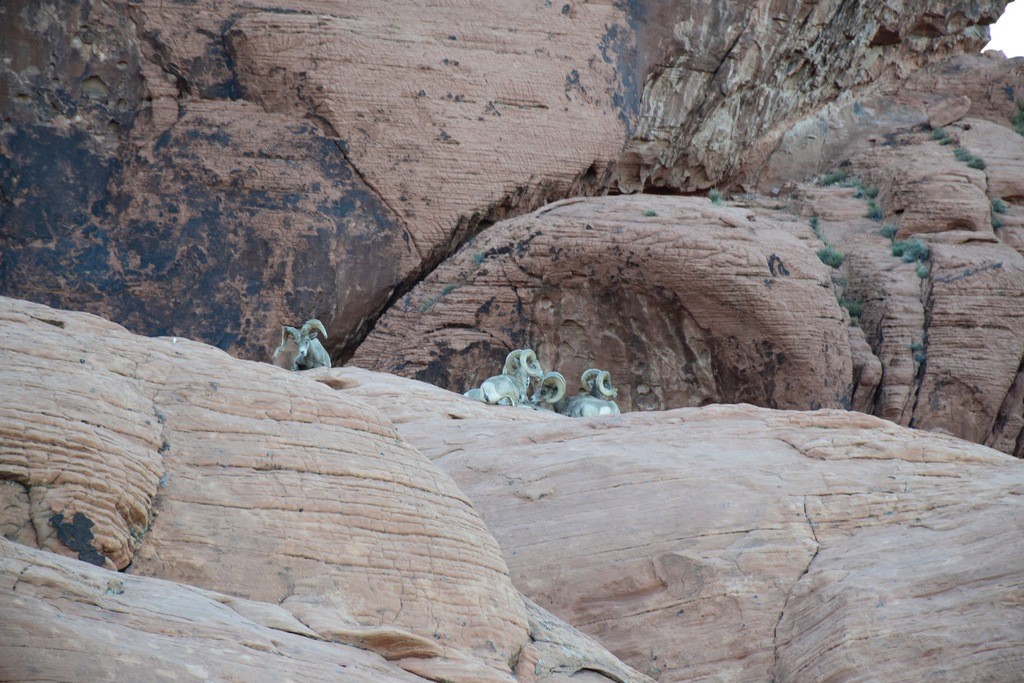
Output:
770,496,821,682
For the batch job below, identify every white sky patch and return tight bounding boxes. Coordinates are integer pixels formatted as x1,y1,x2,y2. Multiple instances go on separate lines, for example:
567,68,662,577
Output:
984,1,1024,57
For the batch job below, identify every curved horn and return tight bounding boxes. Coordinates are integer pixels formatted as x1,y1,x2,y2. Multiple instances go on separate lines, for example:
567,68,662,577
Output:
503,349,524,375
597,370,617,398
580,368,601,392
544,372,566,404
280,325,299,345
301,319,328,339
520,349,543,376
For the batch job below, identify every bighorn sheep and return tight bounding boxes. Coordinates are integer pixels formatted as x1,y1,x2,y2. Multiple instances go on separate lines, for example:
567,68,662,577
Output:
271,319,331,371
581,368,620,407
531,369,621,416
463,349,544,406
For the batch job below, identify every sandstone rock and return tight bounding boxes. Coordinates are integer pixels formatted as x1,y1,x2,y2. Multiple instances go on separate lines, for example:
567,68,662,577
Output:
0,296,650,683
926,94,972,128
353,195,854,413
1,1,1011,364
753,53,1024,191
335,367,1024,682
623,1,1007,192
0,0,630,362
0,537,430,682
777,114,1024,454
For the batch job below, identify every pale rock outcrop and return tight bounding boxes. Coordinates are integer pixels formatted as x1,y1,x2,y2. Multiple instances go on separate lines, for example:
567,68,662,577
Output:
353,194,854,413
0,296,651,682
335,367,1024,682
0,538,431,682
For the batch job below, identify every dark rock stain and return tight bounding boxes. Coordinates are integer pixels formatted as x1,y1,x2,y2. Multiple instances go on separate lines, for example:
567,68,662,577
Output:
50,512,108,566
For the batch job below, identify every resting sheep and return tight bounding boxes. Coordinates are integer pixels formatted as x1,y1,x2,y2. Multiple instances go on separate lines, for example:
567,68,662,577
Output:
271,319,331,371
581,368,620,410
463,349,544,406
531,369,621,417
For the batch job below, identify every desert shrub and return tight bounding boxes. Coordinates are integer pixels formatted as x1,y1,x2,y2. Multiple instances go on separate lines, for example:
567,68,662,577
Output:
817,170,848,186
880,224,898,240
892,238,929,263
866,201,884,221
709,189,723,205
967,156,987,170
915,261,929,279
817,245,844,268
991,197,1008,214
840,297,864,322
643,208,657,217
931,127,947,140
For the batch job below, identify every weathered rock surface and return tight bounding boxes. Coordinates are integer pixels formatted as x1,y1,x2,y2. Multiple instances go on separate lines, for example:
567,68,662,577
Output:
771,102,1024,455
354,194,854,412
336,367,1024,682
0,537,432,682
753,53,1024,191
0,0,630,362
0,296,650,682
623,1,1008,192
0,0,1010,364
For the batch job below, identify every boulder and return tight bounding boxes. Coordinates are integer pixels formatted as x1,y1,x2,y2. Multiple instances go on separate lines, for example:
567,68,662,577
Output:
336,367,1024,682
353,194,854,413
0,296,650,682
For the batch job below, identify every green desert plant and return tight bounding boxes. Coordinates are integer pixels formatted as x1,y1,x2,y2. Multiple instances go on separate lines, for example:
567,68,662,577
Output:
892,238,929,263
643,208,657,217
809,216,821,237
817,245,844,268
967,156,987,170
1013,103,1024,137
915,261,930,279
840,297,864,323
880,224,898,240
991,197,1009,214
866,201,884,221
954,147,971,162
708,189,724,205
817,170,848,186
930,127,947,140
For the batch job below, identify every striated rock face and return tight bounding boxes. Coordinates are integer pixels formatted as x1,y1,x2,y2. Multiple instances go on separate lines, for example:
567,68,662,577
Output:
0,296,651,682
762,73,1024,455
354,194,854,412
0,0,1010,364
0,538,432,682
620,0,1007,192
0,0,630,362
337,367,1024,682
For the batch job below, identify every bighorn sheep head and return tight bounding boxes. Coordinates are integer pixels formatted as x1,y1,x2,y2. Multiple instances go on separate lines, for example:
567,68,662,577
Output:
581,368,617,398
531,371,567,408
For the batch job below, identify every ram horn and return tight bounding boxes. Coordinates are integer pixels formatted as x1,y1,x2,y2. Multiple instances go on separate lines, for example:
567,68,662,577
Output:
519,349,544,377
596,370,617,398
502,349,524,375
300,318,328,339
580,368,602,393
533,371,566,405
